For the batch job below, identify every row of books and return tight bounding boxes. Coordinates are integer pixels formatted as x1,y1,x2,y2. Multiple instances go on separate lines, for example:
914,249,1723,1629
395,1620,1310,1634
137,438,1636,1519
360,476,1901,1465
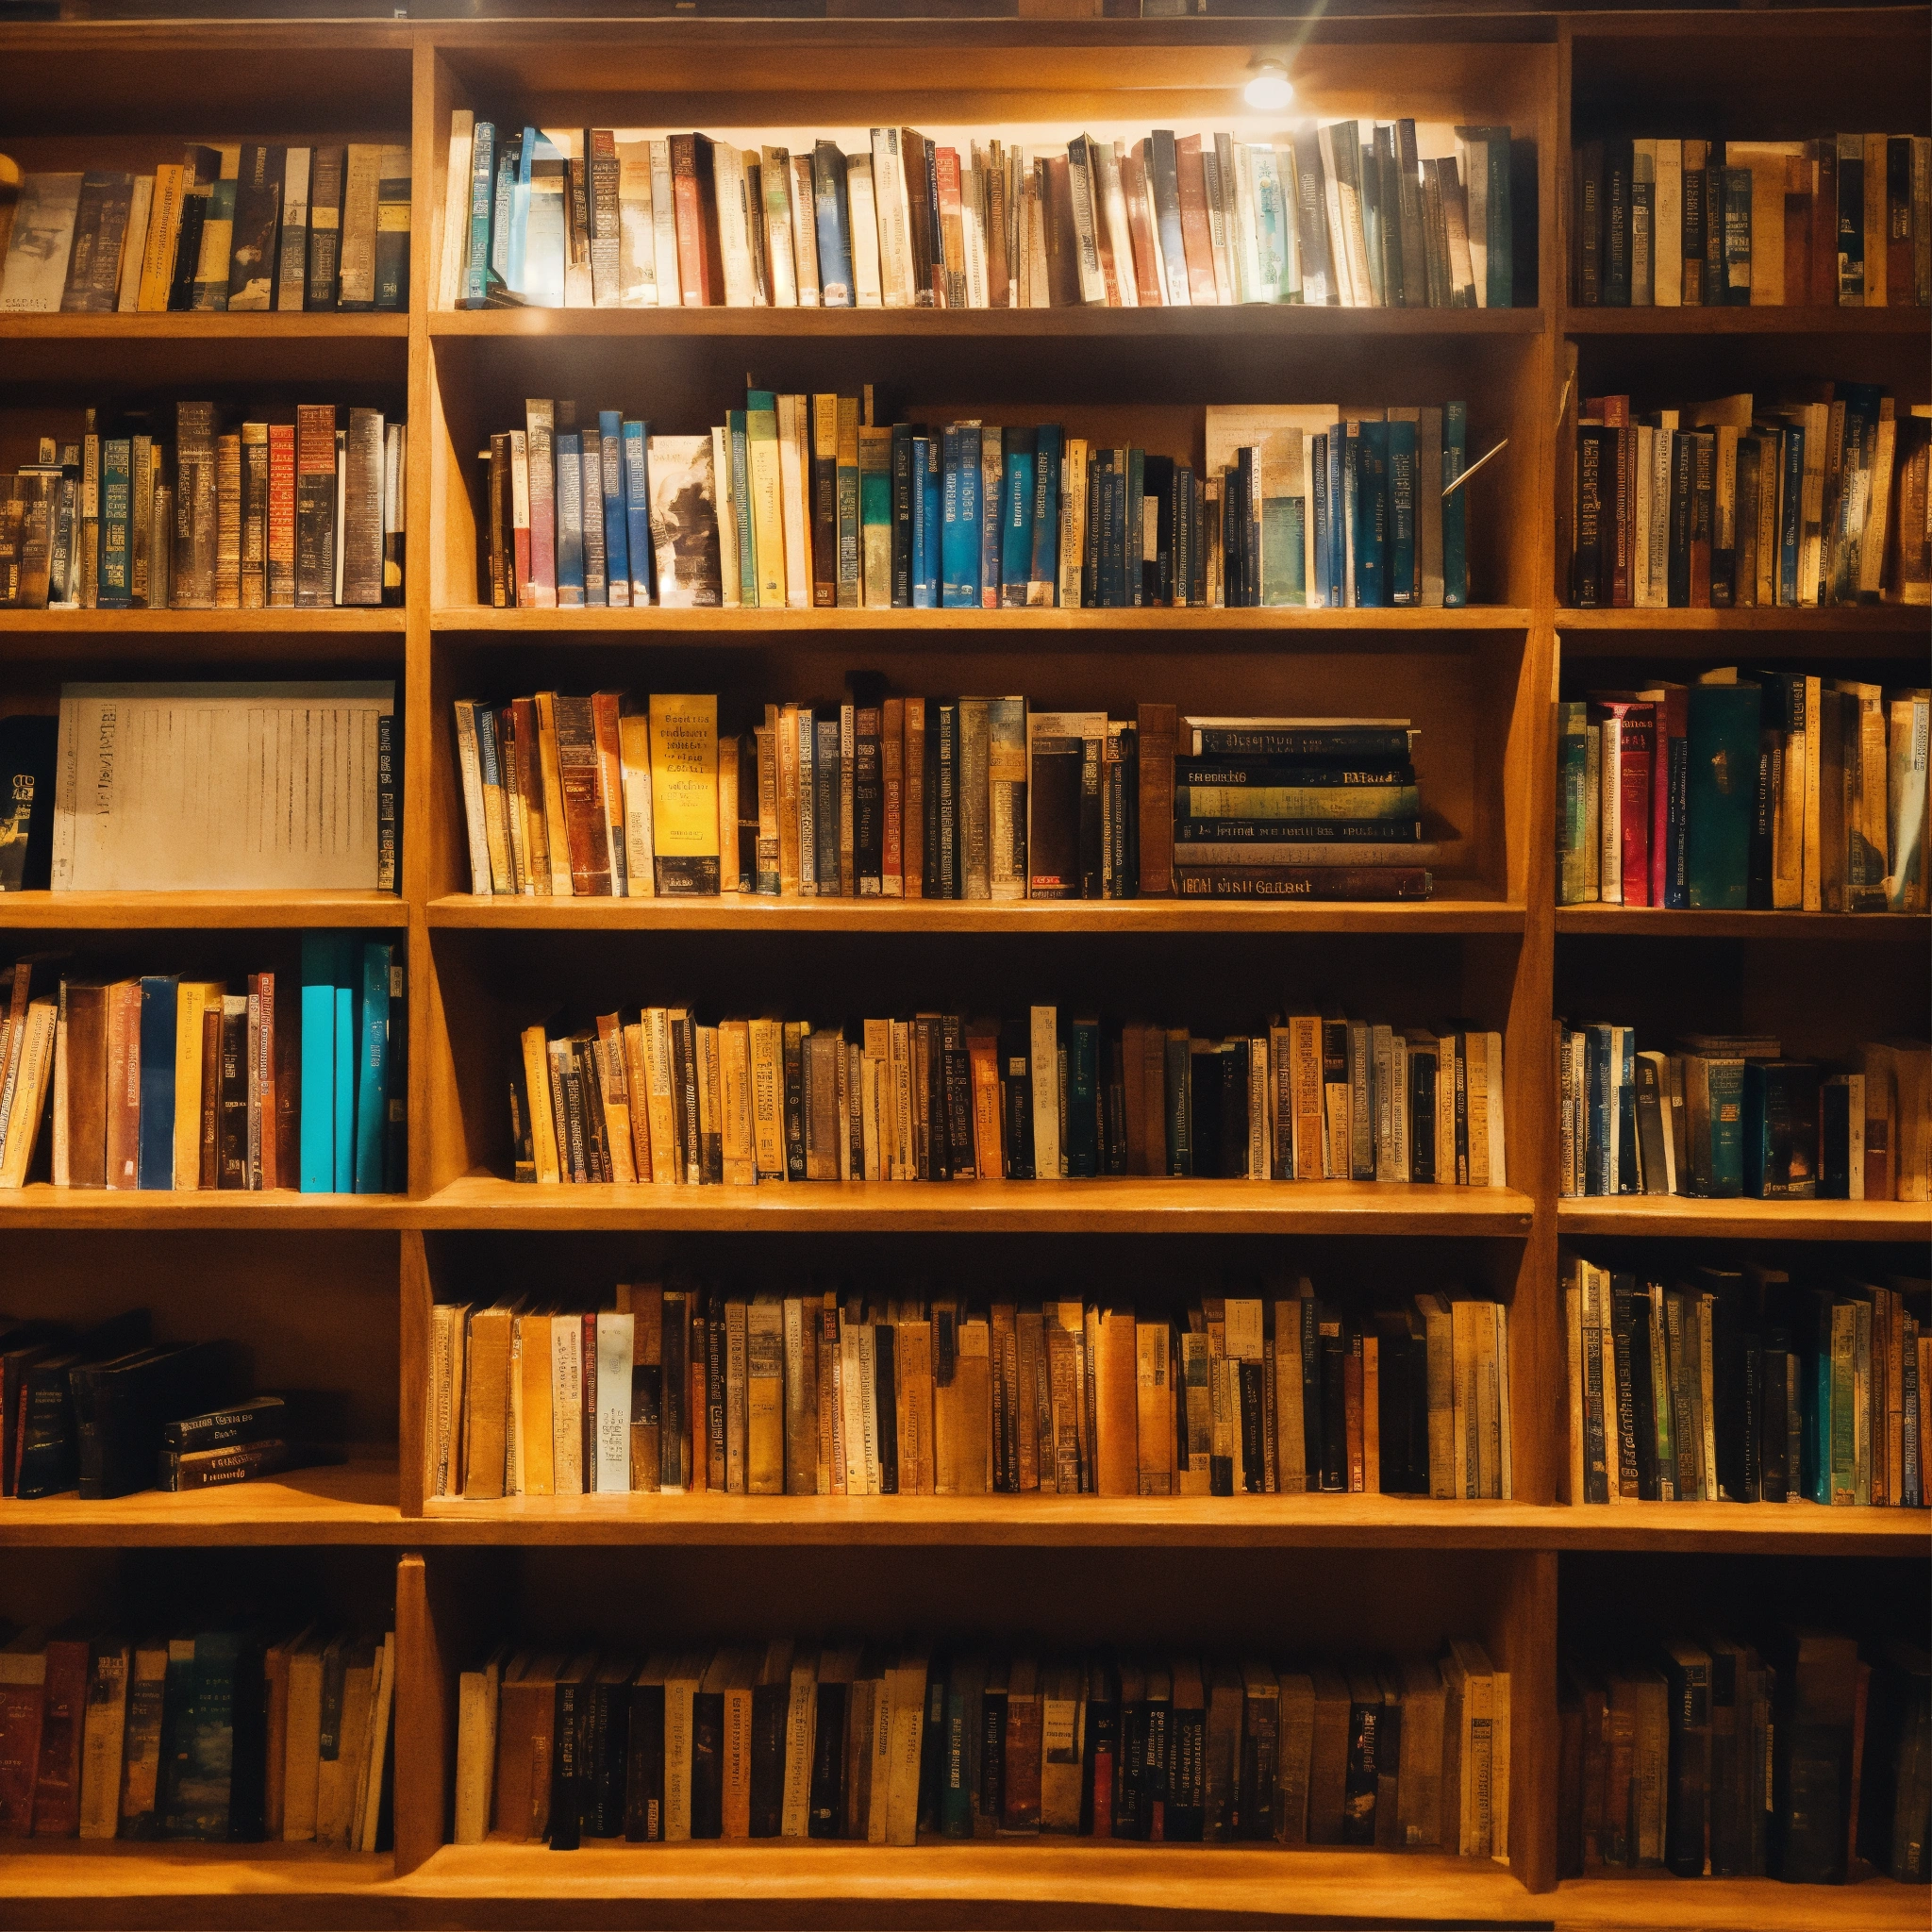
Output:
484,397,1474,615
0,144,409,314
0,938,406,1194
1558,1629,1929,1886
1569,387,1927,610
506,1008,1507,1191
1571,135,1932,307
1557,677,1930,913
431,1282,1513,1505
0,1624,395,1848
457,1636,1510,1857
0,404,407,611
454,691,1430,906
1562,1254,1927,1508
0,1308,312,1499
438,112,1519,312
1557,1028,1930,1203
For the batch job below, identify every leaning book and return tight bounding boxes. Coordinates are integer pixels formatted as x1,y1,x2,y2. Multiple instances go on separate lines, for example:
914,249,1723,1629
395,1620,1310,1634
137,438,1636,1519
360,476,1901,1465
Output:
50,681,396,891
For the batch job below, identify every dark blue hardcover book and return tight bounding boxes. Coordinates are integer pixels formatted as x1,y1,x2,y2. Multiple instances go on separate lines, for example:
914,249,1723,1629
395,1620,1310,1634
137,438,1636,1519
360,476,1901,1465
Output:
921,433,941,606
136,975,178,1189
597,410,630,608
621,420,652,606
1310,433,1330,608
1329,428,1349,605
1353,421,1390,607
1029,425,1060,604
1442,403,1468,607
1721,165,1753,305
1387,418,1417,605
1744,1060,1821,1200
910,435,934,608
1125,445,1145,608
810,142,854,308
1000,432,1034,608
940,425,971,608
1065,1019,1100,1177
353,941,391,1194
1616,1028,1638,1192
890,422,912,607
98,437,133,608
553,429,587,606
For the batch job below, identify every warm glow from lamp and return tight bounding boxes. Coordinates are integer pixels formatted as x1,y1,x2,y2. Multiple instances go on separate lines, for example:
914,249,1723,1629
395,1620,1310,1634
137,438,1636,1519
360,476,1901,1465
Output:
1243,60,1294,112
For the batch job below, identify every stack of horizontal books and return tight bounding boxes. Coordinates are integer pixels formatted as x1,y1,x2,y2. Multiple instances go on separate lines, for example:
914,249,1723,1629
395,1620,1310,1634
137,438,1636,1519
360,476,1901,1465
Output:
1172,716,1431,902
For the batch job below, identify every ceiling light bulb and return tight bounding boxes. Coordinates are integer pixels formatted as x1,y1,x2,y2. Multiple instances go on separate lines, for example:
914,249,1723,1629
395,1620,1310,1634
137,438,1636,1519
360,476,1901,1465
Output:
1243,60,1293,111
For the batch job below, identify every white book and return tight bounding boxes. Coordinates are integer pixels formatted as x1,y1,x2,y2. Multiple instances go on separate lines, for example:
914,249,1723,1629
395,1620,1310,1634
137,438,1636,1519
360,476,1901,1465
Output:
646,139,679,306
277,148,311,313
1458,132,1490,308
870,127,914,306
595,1311,634,1492
959,161,989,309
1653,142,1683,307
758,147,797,308
712,142,759,308
1,173,82,311
551,1314,584,1495
615,138,657,307
790,154,821,306
1315,128,1354,307
775,393,811,609
115,175,154,312
357,1634,393,1852
1096,142,1138,307
1231,143,1263,305
439,110,475,310
1029,1006,1061,1178
845,154,884,308
53,680,393,891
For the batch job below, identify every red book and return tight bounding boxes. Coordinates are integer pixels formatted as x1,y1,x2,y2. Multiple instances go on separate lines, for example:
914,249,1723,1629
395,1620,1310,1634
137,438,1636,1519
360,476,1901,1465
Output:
881,696,903,896
670,134,709,307
1120,146,1164,307
0,1639,46,1835
1645,683,1687,908
1605,701,1657,906
1599,396,1633,607
30,1631,88,1839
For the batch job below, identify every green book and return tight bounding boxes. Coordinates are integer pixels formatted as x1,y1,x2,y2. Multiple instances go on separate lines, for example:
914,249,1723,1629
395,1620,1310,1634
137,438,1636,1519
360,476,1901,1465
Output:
726,409,756,608
858,425,892,609
1557,699,1592,903
1684,682,1760,908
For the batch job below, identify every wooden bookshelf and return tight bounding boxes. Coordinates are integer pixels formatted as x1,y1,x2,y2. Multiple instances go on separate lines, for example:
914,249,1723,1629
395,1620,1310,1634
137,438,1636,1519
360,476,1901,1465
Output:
0,8,1926,1928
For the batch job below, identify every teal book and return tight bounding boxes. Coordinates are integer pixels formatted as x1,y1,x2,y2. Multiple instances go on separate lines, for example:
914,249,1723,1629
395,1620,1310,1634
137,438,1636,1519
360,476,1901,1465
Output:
1557,699,1592,904
162,1629,265,1841
999,432,1034,608
1387,417,1417,604
1684,682,1761,908
1441,402,1468,606
1685,1056,1745,1198
354,941,391,1194
299,932,340,1192
1352,421,1389,607
98,437,132,608
136,974,177,1190
333,968,355,1191
727,408,755,607
463,120,495,308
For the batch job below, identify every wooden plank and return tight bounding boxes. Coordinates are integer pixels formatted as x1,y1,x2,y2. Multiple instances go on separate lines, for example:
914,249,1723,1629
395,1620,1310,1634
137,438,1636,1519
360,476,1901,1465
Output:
1557,1197,1932,1241
1557,908,1929,941
0,891,410,930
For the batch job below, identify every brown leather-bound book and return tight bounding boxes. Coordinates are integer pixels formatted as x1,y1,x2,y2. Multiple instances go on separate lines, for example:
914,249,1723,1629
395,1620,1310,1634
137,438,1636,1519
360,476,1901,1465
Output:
492,1650,567,1840
1307,1659,1353,1843
274,984,300,1189
1141,1025,1166,1175
198,1003,221,1189
1274,1667,1316,1844
104,979,141,1190
1783,154,1811,307
892,1316,934,1496
1174,135,1219,304
966,1024,1003,1179
1001,1655,1043,1831
1135,1320,1173,1495
1041,157,1080,308
61,983,108,1189
461,1306,512,1499
1093,1308,1139,1496
934,1315,991,1495
1135,703,1177,895
1012,1308,1041,1491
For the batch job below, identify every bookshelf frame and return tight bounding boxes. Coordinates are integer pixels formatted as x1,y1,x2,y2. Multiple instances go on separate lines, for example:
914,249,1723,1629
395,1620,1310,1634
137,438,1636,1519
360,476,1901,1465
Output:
0,9,1926,1927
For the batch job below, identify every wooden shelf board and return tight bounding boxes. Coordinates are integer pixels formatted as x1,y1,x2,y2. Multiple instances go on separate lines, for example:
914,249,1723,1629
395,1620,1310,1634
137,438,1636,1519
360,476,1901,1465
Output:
1557,1196,1931,1241
0,891,408,930
0,1187,408,1229
417,1174,1536,1235
1563,304,1929,336
1534,1500,1931,1557
426,892,1524,936
0,1839,391,1909
433,604,1532,637
0,313,409,342
1552,1872,1927,1930
0,1461,403,1546
432,305,1545,341
1557,606,1925,632
0,608,405,634
1555,907,1928,941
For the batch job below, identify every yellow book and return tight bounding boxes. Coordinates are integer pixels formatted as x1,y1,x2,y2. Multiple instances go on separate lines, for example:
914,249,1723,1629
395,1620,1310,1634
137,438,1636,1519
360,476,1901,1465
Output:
647,693,719,895
520,1025,561,1184
745,1294,785,1494
517,1314,555,1496
137,165,186,310
171,981,223,1189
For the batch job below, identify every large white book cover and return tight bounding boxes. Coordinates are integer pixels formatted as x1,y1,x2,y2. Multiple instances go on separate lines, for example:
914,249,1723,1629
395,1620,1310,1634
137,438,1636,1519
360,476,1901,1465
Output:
52,681,394,890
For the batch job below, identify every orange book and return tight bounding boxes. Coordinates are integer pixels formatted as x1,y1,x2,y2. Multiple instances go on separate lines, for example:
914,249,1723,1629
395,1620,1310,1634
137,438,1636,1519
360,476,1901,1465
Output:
1094,1309,1140,1496
670,134,710,306
967,1024,1004,1178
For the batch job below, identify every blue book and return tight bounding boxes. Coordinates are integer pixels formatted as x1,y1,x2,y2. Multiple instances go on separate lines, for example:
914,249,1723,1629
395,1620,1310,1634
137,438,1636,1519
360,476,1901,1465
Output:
1777,425,1805,607
553,430,586,606
464,121,495,308
1386,419,1417,605
299,933,339,1193
940,425,971,608
333,969,355,1192
1328,429,1349,605
1029,425,1061,603
1617,1028,1638,1192
597,410,630,608
98,438,132,608
921,434,941,604
508,125,536,295
910,436,932,608
621,421,652,606
354,942,391,1194
811,142,854,308
1353,421,1389,607
1000,438,1034,608
136,975,177,1190
1310,434,1330,608
1441,402,1468,607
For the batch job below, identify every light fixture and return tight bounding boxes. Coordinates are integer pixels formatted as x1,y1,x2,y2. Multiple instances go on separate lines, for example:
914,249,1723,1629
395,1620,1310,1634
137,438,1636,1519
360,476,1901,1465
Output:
1243,58,1293,112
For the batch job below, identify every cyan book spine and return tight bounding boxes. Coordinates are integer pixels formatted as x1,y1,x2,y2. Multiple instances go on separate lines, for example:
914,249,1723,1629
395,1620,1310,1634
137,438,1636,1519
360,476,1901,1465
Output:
299,932,337,1191
1000,441,1034,606
353,941,391,1194
136,975,177,1189
332,959,355,1191
464,121,495,308
1352,421,1389,608
98,437,132,608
